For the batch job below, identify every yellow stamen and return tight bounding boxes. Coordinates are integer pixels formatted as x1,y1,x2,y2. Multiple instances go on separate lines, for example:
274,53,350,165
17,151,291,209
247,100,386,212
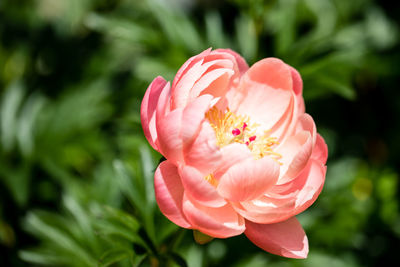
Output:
205,106,281,162
205,174,218,187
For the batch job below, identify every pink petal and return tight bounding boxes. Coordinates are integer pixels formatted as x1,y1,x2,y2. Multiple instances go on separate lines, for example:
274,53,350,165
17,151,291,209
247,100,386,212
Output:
276,131,313,184
227,76,292,131
267,96,297,143
156,108,184,163
246,58,292,91
184,122,221,174
172,48,211,90
154,161,191,228
290,160,326,214
296,114,317,146
213,143,253,179
171,49,240,110
182,194,245,238
190,68,234,99
157,94,214,163
181,94,214,149
172,59,206,109
233,159,326,224
214,48,249,74
289,66,305,114
311,134,328,164
141,76,168,151
245,217,308,259
180,165,227,207
217,156,280,202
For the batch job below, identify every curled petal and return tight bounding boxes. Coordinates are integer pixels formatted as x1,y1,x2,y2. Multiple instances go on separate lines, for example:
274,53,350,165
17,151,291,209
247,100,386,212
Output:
214,143,253,178
172,48,211,90
172,59,207,109
234,159,326,224
245,217,308,259
276,131,313,184
180,166,227,207
181,94,214,149
296,113,317,146
141,76,168,151
246,58,292,91
157,94,214,163
154,161,191,228
214,48,249,74
184,122,222,174
289,66,305,114
190,68,234,100
182,194,245,238
311,134,328,164
228,76,292,132
156,109,184,163
217,156,280,202
172,49,242,109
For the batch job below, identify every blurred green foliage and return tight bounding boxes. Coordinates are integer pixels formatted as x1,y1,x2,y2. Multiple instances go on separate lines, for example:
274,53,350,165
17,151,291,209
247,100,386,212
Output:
1,0,399,266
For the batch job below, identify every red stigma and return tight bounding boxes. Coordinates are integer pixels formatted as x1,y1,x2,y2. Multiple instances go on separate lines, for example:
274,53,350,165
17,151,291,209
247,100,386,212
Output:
242,122,248,131
245,141,249,146
249,136,256,142
232,128,241,136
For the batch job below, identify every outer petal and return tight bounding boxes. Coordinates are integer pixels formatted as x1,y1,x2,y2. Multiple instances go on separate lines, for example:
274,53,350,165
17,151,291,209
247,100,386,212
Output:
180,166,227,207
311,134,328,164
157,94,213,163
296,114,317,146
233,159,326,224
276,113,317,184
245,217,308,259
154,161,191,228
214,48,249,74
156,109,184,163
141,76,168,150
217,156,280,202
171,49,242,109
182,194,245,238
246,58,292,91
276,131,313,184
189,68,234,100
172,48,211,90
289,66,305,114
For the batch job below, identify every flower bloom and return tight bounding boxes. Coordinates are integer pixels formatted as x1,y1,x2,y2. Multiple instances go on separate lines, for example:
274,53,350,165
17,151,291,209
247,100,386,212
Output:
141,48,327,258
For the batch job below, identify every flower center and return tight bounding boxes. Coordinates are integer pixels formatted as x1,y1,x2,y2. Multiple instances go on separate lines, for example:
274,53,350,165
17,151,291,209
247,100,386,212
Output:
205,107,281,161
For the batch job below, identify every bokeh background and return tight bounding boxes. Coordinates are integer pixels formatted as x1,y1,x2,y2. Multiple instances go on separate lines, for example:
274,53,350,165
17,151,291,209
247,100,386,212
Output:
1,0,400,266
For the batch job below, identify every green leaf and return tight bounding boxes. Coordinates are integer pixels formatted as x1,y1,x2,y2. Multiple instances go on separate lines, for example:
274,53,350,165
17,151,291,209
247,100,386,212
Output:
1,80,24,152
98,248,131,267
205,12,230,49
16,93,46,157
113,160,145,213
235,15,258,62
101,206,140,233
19,249,66,266
23,212,96,267
63,195,100,255
146,0,203,52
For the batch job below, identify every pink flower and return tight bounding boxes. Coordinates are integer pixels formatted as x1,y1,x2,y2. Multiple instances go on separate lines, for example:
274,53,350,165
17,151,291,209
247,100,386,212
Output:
141,48,327,258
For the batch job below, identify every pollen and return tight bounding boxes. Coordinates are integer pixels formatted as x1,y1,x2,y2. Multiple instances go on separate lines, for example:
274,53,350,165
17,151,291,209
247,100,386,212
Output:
205,106,281,162
205,174,218,187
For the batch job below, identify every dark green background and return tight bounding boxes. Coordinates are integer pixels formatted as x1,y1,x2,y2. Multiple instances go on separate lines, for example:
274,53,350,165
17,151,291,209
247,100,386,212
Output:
1,0,399,266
